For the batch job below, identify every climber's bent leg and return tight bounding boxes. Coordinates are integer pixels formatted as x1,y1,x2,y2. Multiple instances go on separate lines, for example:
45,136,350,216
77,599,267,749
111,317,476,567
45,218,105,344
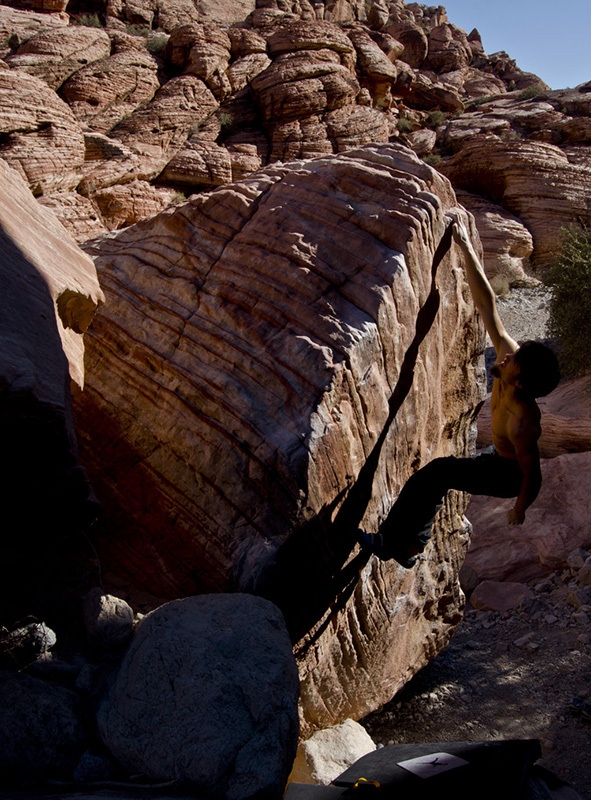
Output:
367,449,523,565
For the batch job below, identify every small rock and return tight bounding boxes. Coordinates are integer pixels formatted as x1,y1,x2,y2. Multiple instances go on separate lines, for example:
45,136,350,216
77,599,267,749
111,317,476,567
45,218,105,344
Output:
290,719,376,785
0,622,57,670
470,580,533,612
544,614,558,624
73,750,118,783
572,611,590,625
0,672,87,782
578,556,591,586
514,632,536,649
567,548,589,571
83,588,134,650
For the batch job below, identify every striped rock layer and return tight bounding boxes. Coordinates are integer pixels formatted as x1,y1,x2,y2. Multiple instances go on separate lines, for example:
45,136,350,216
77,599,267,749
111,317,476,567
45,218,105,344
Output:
74,143,484,729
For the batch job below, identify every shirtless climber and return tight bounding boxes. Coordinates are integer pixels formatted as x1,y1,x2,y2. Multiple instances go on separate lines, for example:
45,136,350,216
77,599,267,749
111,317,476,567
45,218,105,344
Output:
361,217,561,568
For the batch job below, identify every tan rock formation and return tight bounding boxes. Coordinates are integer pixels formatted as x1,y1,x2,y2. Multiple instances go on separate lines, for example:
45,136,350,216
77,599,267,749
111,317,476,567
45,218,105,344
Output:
466,451,591,583
227,26,268,57
455,191,534,287
73,143,483,729
5,26,111,90
424,23,472,75
60,45,161,134
159,0,256,26
439,136,591,271
109,74,219,153
227,51,272,93
386,19,428,69
0,158,104,626
0,69,85,195
252,50,359,122
159,139,233,188
348,28,397,109
405,128,436,156
1,0,68,15
227,141,265,180
0,5,67,56
91,180,178,230
78,133,169,195
37,190,107,243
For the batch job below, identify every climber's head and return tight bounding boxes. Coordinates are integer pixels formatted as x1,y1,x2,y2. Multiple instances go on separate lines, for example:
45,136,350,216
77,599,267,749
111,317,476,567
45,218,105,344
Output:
514,341,561,398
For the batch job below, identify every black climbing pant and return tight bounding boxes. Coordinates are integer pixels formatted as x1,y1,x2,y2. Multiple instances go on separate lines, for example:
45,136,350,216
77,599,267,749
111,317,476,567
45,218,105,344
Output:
379,448,523,557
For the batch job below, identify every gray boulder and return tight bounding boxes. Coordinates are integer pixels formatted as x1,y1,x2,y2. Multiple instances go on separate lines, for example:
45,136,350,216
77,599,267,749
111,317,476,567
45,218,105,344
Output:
97,594,300,799
0,671,87,782
83,587,134,650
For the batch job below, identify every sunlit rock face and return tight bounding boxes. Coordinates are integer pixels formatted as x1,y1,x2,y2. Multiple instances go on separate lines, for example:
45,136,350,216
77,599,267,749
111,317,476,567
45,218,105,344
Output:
74,143,484,730
439,136,591,272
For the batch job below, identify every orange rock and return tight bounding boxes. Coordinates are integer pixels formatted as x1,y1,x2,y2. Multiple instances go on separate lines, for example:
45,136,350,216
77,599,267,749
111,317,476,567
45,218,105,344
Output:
109,74,219,152
90,180,179,230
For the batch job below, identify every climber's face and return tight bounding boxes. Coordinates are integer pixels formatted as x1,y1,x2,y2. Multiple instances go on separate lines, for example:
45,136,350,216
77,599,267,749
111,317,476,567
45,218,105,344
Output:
491,351,522,386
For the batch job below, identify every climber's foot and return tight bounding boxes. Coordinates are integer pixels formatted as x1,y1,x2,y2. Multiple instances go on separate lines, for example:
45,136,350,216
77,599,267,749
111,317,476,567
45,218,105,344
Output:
357,530,419,569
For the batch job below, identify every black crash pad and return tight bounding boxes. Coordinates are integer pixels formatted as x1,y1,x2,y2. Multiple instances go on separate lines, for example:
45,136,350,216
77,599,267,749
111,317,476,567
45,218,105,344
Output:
285,739,543,800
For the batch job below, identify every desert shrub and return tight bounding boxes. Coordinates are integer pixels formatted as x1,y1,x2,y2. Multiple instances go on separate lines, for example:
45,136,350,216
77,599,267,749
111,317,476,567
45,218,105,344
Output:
517,84,544,101
422,153,442,166
426,110,445,128
126,23,150,37
544,225,591,376
470,95,495,108
145,32,168,54
397,118,413,133
217,110,234,132
75,13,102,27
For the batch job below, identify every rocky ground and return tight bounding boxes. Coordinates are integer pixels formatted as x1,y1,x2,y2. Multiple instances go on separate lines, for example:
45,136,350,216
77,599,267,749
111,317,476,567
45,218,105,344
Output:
362,286,591,799
361,565,591,799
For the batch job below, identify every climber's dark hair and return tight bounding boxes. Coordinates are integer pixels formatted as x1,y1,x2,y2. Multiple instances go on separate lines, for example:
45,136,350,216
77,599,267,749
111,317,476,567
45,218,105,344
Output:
515,340,561,398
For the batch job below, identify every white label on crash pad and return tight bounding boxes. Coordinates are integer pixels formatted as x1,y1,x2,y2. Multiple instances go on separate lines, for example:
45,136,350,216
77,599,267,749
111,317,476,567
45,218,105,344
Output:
397,752,469,778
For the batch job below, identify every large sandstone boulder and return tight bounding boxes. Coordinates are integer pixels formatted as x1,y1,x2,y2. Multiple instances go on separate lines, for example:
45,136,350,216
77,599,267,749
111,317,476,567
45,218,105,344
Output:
424,23,472,74
0,159,103,626
74,143,483,728
0,6,68,55
0,69,85,195
97,594,299,797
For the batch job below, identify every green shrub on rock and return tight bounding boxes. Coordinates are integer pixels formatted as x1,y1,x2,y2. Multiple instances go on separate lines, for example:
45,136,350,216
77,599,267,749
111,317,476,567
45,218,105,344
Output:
545,225,591,376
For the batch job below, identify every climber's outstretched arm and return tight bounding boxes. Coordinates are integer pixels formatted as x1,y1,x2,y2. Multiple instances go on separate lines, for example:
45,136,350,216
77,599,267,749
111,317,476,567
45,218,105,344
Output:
451,218,518,360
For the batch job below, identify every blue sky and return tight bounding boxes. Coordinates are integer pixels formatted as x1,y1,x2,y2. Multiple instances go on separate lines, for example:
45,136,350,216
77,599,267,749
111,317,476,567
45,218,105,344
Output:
440,0,591,90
